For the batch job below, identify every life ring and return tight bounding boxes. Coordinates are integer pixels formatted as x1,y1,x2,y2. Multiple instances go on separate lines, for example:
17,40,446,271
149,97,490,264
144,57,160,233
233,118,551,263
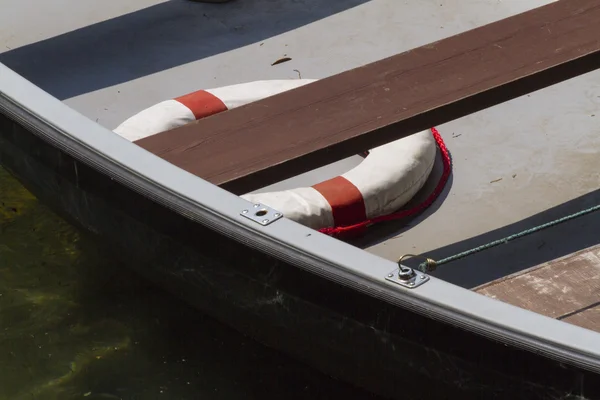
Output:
113,79,318,141
114,79,441,232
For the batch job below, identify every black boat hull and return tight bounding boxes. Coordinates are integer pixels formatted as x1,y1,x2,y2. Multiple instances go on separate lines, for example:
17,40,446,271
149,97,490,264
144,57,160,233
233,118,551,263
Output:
1,113,598,400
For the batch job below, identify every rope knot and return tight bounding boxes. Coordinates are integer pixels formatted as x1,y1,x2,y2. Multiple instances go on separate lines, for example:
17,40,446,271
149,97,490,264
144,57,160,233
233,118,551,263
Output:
397,254,438,273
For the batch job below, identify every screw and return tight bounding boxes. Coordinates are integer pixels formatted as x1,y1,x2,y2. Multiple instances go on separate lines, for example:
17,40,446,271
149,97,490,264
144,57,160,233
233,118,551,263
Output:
242,210,248,214
253,204,260,208
409,282,415,286
387,273,394,278
274,213,281,218
262,219,270,224
420,275,426,280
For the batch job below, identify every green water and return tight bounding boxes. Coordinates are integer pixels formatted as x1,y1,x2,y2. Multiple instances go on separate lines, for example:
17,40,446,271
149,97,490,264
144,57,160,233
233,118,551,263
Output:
0,167,375,400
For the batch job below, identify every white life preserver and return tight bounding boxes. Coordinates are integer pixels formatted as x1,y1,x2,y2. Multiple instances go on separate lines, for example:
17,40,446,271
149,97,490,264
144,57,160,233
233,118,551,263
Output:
113,79,318,141
114,79,438,231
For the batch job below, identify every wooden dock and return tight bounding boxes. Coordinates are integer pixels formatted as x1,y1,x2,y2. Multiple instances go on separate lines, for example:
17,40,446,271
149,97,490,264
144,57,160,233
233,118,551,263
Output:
475,244,600,333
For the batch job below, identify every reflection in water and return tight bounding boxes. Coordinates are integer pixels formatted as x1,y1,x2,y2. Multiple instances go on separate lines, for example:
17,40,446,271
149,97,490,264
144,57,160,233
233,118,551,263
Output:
0,167,377,400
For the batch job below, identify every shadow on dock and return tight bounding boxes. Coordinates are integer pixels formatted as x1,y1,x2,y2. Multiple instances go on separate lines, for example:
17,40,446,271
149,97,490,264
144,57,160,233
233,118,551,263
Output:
418,188,600,288
0,0,369,100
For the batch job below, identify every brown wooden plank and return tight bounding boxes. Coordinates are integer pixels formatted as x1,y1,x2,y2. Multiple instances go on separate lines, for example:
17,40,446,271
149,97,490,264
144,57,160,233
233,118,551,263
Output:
563,305,600,332
475,244,600,331
135,0,600,194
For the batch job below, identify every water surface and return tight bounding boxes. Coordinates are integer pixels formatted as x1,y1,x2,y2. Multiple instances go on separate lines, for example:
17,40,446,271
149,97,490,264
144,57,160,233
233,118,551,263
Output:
0,167,377,400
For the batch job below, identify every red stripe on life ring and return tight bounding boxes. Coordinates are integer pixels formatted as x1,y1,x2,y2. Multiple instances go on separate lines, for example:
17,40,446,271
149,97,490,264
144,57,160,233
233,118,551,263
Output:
312,176,367,227
175,90,228,120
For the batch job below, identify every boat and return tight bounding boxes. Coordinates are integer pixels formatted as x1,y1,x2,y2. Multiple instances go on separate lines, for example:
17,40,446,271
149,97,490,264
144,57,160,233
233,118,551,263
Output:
3,0,600,398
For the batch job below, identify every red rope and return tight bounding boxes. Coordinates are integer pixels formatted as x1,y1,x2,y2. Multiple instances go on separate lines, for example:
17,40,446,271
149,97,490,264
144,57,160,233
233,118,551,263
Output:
318,127,451,238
